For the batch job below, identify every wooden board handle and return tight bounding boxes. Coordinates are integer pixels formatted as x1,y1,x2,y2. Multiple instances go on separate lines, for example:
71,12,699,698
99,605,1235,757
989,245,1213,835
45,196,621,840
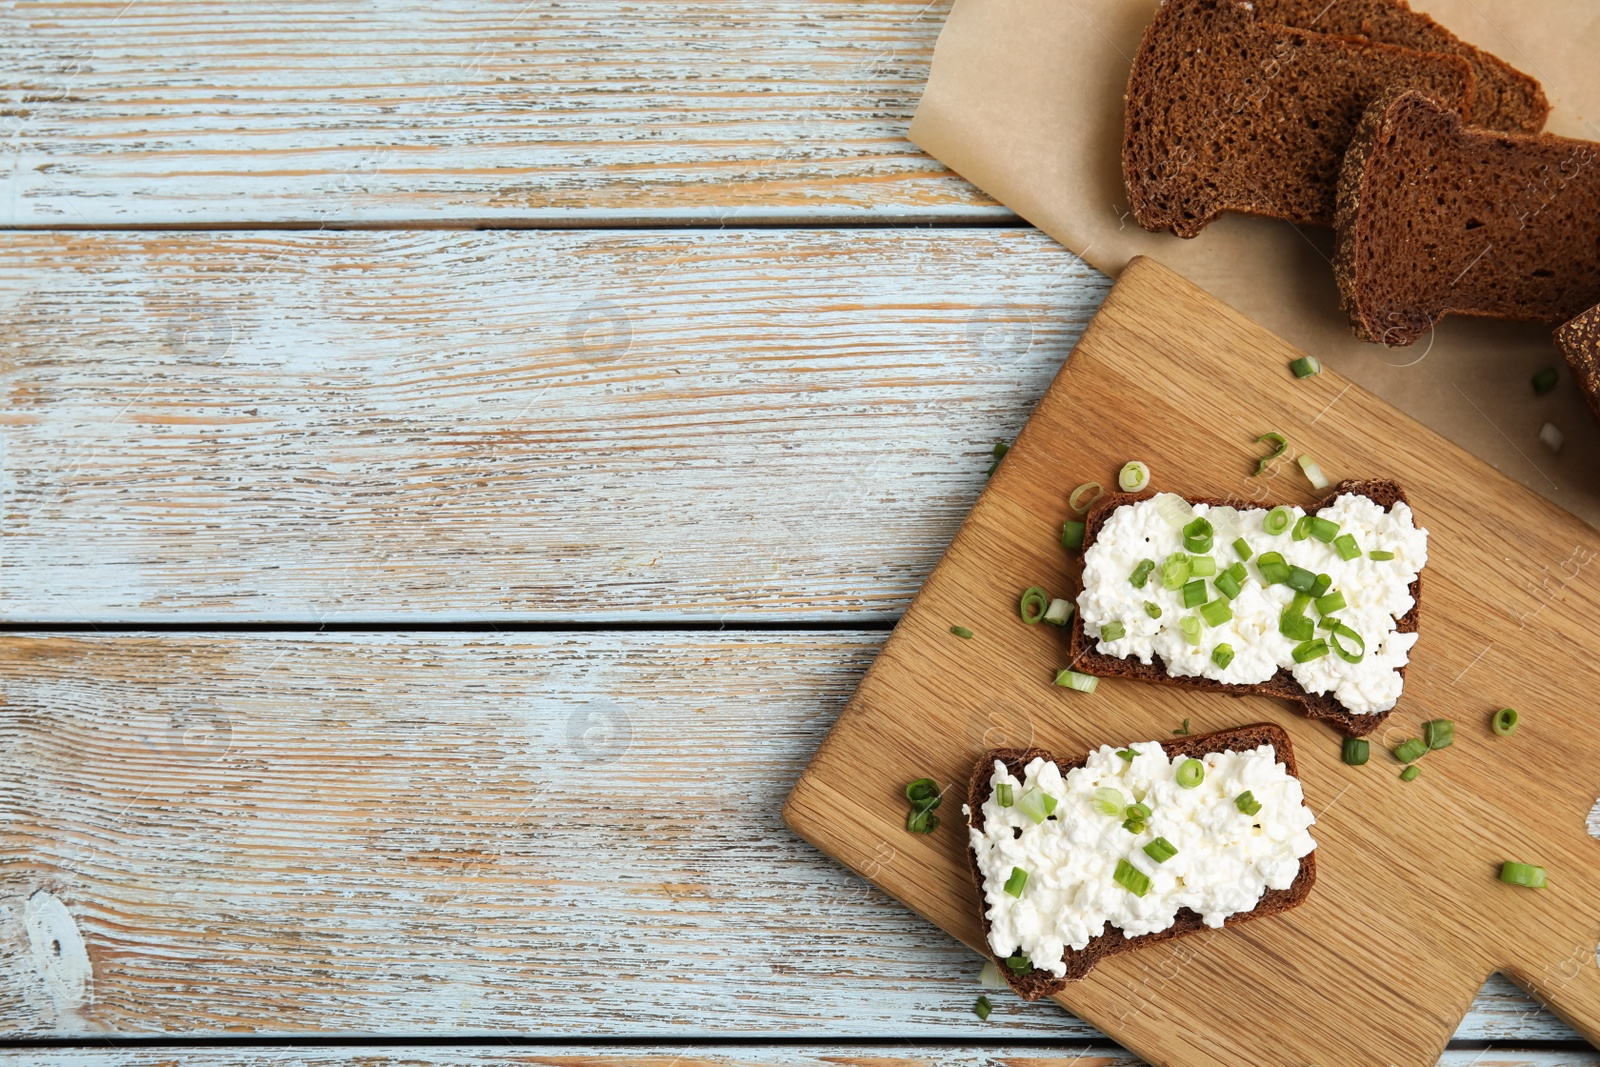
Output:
1507,945,1600,1046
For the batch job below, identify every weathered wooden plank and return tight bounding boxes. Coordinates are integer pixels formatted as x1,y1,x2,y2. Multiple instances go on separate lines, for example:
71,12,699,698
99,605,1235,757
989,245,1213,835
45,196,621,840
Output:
0,632,1581,1041
0,228,1107,622
4,1047,1597,1067
0,0,1005,226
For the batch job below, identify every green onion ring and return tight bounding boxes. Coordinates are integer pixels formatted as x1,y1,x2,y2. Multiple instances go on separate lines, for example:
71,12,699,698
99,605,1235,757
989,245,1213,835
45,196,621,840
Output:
1328,622,1365,663
1068,482,1104,514
1254,432,1290,476
1019,586,1050,625
1119,461,1151,493
1493,707,1519,736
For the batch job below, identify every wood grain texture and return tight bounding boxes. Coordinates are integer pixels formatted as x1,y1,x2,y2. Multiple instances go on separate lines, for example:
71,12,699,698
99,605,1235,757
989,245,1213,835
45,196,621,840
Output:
786,259,1600,1067
4,1048,1598,1067
0,227,1106,622
0,630,1576,1041
0,0,1005,226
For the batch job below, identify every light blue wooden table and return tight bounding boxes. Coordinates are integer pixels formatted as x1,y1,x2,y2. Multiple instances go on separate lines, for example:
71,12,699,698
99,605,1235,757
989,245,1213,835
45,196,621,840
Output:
0,2,1593,1064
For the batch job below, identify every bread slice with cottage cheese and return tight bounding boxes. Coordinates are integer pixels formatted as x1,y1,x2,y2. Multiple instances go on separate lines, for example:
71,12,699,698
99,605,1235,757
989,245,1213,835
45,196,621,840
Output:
965,723,1316,996
1067,480,1424,738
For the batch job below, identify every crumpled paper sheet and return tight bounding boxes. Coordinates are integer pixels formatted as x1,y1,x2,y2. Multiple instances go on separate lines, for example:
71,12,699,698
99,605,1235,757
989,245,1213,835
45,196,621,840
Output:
911,0,1600,524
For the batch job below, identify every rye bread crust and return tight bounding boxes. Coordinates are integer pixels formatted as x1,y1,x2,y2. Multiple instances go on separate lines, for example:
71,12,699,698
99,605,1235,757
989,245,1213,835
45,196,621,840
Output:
965,723,1316,998
1123,0,1475,237
1556,305,1600,426
1334,88,1600,346
1066,479,1422,738
1250,0,1548,134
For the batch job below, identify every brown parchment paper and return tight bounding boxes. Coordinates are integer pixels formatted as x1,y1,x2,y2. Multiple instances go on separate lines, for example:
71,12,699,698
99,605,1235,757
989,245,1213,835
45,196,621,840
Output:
910,0,1600,525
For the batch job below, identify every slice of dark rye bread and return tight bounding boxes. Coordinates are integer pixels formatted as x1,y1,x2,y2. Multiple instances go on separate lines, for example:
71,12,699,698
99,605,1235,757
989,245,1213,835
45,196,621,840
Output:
1123,0,1476,237
1251,0,1548,134
965,723,1315,997
1334,89,1600,346
1066,479,1421,738
1556,305,1600,425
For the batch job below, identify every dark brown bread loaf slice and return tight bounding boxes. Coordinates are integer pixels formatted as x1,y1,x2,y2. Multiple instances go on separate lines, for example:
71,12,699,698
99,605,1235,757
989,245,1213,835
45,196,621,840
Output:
1556,305,1600,425
966,723,1315,997
1067,479,1420,737
1252,0,1548,133
1124,0,1475,237
1335,89,1600,346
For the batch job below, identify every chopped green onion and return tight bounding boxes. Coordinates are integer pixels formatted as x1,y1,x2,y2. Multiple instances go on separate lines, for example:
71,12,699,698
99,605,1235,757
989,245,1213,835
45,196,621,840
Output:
1154,493,1196,529
1019,586,1050,624
907,809,940,833
1232,538,1253,560
1017,788,1057,824
1199,598,1233,626
1143,837,1178,863
1183,517,1214,553
1369,550,1396,561
1061,521,1086,550
1493,708,1519,736
951,625,974,639
1290,356,1322,379
1279,610,1314,642
1333,533,1362,561
1175,758,1204,788
1143,601,1162,619
1532,368,1559,396
1400,766,1420,783
1307,516,1340,543
1173,718,1191,736
1068,482,1104,513
1004,952,1032,975
1328,622,1365,663
907,778,942,809
1235,790,1262,816
1423,719,1455,750
1393,738,1428,764
974,995,993,1020
1093,787,1127,817
1179,616,1201,646
1213,569,1242,600
1113,858,1151,897
1292,638,1329,663
996,783,1014,807
1099,621,1126,643
1054,669,1099,693
1254,432,1290,476
1160,553,1192,591
1188,555,1217,577
1341,737,1369,766
1263,506,1294,536
1500,861,1547,888
1004,866,1028,897
1257,551,1290,584
1286,565,1317,593
985,442,1009,477
1122,819,1146,834
1125,802,1151,822
1130,558,1156,588
1119,461,1152,493
1291,515,1312,542
1212,643,1235,669
1181,580,1207,609
1298,454,1330,490
1308,573,1333,598
1288,592,1313,616
1043,599,1075,626
1315,590,1347,615
1117,749,1137,762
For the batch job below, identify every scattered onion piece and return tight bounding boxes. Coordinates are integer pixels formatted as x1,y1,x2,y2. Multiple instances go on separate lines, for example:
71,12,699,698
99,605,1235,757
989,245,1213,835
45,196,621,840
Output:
1539,422,1565,453
1118,461,1151,493
1297,453,1330,490
1068,481,1104,513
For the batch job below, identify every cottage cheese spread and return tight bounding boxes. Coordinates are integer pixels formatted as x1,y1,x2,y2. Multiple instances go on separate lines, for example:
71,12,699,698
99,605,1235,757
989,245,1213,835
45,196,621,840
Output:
969,743,1315,977
1076,493,1428,714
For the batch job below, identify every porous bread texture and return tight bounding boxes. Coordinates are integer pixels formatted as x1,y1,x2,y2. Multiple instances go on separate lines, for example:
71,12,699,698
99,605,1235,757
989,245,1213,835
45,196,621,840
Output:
1334,89,1600,346
1066,479,1420,738
1123,0,1475,237
1251,0,1547,133
1556,306,1600,425
965,723,1315,997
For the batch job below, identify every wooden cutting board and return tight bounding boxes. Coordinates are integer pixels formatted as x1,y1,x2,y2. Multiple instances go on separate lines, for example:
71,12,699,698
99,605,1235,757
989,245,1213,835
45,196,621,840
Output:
784,257,1600,1067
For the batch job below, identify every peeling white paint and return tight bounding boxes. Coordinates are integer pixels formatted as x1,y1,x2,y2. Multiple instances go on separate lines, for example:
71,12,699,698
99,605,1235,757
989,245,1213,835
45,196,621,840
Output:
23,891,92,1012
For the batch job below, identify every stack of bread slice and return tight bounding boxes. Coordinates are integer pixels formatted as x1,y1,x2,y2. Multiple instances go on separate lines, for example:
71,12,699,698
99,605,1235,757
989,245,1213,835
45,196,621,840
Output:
1123,0,1600,355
